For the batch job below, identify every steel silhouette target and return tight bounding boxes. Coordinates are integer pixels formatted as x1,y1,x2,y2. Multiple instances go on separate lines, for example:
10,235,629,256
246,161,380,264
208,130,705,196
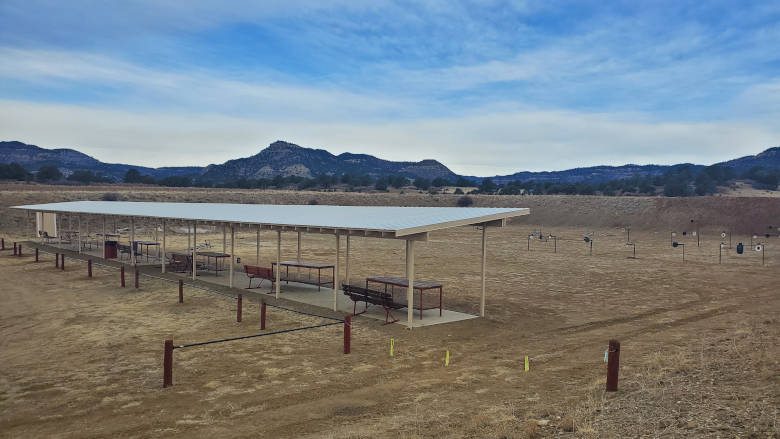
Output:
672,241,685,261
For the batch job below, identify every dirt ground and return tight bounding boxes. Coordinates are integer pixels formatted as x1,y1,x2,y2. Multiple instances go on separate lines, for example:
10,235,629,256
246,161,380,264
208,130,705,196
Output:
0,185,778,438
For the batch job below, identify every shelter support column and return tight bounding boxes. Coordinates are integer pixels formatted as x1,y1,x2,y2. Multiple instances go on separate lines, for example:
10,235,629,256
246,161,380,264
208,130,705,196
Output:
480,226,487,317
334,233,340,312
161,219,166,273
222,225,226,254
192,221,197,280
229,225,235,288
297,231,301,262
256,228,260,264
130,217,136,266
345,235,351,287
406,240,415,329
77,215,82,254
102,217,106,256
275,230,281,299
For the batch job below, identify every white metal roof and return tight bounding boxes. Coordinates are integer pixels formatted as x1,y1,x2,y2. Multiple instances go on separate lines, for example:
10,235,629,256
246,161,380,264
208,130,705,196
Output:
13,201,529,237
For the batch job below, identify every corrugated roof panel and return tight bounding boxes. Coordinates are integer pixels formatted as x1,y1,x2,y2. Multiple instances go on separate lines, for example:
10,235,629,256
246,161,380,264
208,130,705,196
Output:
12,201,529,236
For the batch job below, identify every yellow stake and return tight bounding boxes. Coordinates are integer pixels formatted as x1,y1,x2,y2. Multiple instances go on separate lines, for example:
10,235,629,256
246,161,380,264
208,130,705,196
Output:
390,338,394,357
524,355,529,372
445,350,450,366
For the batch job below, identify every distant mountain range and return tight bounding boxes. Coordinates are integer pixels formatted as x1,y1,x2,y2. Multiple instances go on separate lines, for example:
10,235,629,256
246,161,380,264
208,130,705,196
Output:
1,139,778,184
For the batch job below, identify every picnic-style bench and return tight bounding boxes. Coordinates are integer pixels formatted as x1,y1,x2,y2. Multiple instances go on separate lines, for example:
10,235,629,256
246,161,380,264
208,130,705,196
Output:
167,253,190,273
342,284,405,325
244,265,275,290
117,244,139,261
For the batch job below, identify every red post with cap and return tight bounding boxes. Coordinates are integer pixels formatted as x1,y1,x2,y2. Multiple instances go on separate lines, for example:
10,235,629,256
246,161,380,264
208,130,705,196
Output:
178,279,183,303
17,244,22,257
236,294,243,322
60,254,65,270
344,315,351,354
163,339,173,388
55,253,59,268
88,259,92,277
35,247,39,262
606,339,621,392
13,243,17,256
121,265,125,287
135,268,139,289
260,301,266,330
1,238,4,249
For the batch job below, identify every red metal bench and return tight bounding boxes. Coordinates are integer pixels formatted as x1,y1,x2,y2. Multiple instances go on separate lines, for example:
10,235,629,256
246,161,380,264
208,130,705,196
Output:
342,283,404,325
244,265,275,290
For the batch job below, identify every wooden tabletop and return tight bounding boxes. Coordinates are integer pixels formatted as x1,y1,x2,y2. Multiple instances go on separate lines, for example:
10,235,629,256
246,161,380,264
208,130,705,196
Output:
366,277,443,289
272,261,335,269
197,251,230,258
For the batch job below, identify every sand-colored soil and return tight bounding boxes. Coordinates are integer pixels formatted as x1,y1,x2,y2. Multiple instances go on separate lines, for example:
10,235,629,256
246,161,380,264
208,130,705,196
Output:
0,185,778,438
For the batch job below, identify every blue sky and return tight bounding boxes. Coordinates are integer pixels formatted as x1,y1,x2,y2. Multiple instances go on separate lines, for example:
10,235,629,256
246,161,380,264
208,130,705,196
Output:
1,0,779,175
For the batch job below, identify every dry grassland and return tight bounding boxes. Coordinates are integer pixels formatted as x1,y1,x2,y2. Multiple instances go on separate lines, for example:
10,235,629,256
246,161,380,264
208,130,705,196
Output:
0,184,778,438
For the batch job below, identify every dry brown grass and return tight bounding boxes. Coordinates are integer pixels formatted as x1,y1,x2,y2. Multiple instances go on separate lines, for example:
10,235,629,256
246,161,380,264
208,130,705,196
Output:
0,185,778,438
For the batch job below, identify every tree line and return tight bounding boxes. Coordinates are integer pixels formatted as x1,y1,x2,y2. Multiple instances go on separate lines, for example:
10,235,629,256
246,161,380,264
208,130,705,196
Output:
1,162,777,196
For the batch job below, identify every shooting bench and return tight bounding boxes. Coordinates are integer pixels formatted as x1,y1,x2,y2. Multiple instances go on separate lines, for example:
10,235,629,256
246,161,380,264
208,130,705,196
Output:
271,261,334,291
342,284,404,325
365,277,443,320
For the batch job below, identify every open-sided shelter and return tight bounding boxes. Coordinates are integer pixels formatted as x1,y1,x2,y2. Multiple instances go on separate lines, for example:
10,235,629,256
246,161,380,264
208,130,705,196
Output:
13,201,529,327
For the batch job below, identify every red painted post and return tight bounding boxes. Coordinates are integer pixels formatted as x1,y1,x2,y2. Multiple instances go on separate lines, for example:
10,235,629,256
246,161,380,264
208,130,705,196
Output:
1,238,4,249
178,279,183,303
236,294,242,322
344,315,351,354
121,265,125,287
260,301,266,330
55,253,59,268
13,242,17,256
61,254,65,270
135,268,139,289
88,259,92,278
35,247,39,262
606,339,621,392
17,244,22,256
163,339,173,388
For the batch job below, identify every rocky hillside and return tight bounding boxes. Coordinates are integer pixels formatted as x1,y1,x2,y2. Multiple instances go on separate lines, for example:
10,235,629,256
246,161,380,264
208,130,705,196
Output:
716,146,780,171
200,140,457,181
0,141,200,180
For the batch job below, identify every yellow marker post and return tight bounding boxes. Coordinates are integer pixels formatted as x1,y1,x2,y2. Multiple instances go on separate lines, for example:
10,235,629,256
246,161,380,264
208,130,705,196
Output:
524,355,529,372
445,350,450,366
389,338,394,357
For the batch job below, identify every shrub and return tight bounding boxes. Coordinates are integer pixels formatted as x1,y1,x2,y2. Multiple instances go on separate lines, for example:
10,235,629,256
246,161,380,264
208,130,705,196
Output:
307,199,319,205
456,195,474,207
102,192,120,201
36,166,62,182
